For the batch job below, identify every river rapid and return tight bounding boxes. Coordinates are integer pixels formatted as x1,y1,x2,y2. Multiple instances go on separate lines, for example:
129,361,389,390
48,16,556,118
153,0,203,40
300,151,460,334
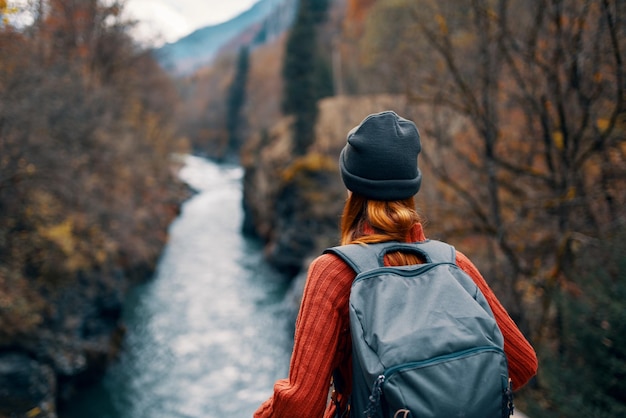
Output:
63,155,293,418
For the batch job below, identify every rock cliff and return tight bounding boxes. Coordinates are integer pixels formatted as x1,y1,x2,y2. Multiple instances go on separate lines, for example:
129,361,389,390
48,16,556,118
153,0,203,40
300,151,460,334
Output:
0,189,186,418
241,94,412,278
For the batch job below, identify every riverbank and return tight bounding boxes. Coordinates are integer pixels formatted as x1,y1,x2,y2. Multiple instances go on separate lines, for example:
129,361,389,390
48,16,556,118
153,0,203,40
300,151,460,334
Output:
60,156,293,418
0,157,188,418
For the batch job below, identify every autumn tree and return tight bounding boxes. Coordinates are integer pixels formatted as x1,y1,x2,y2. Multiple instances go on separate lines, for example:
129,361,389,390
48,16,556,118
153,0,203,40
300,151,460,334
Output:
364,0,624,320
362,0,625,413
0,0,186,413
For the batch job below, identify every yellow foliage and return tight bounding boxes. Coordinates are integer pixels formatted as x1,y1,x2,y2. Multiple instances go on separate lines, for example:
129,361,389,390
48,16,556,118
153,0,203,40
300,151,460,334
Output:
95,250,107,264
281,153,336,182
26,407,42,418
435,14,448,35
26,163,36,175
0,0,19,25
39,218,75,255
596,118,610,133
552,130,564,150
486,8,499,21
38,218,92,271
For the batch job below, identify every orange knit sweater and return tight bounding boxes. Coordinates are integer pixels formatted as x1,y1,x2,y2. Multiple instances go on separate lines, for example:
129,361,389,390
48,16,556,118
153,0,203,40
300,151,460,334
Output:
254,224,538,418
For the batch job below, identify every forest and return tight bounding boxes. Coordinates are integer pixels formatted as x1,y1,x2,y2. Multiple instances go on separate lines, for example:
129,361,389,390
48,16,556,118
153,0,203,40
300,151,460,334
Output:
1,0,625,417
0,0,189,416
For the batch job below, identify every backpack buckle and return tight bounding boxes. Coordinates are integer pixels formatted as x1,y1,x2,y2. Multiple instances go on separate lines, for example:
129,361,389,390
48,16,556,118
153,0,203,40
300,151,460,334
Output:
364,375,385,418
504,378,515,417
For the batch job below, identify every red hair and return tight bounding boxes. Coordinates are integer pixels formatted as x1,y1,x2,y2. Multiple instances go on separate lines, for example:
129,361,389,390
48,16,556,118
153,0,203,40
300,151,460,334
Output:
340,193,423,265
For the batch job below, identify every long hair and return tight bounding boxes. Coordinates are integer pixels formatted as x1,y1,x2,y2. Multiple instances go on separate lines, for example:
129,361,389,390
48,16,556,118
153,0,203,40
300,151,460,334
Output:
340,193,423,266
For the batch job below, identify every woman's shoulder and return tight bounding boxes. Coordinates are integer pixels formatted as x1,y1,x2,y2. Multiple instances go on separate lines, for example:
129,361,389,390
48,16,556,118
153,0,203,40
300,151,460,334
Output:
299,252,356,306
304,252,357,289
310,252,356,275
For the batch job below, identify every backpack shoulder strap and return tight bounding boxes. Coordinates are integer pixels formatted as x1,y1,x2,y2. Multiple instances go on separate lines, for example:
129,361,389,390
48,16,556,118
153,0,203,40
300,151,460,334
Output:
324,243,383,274
324,239,457,274
408,240,457,264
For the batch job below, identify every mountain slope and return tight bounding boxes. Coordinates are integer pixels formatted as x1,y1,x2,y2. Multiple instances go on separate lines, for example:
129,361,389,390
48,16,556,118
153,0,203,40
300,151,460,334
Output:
156,0,296,75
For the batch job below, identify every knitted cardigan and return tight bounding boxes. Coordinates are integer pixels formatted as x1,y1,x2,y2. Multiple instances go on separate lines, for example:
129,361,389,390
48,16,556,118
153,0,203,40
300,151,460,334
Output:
254,223,538,418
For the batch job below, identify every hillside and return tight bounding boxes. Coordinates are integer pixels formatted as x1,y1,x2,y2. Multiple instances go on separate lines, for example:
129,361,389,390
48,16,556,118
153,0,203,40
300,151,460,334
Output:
156,0,296,75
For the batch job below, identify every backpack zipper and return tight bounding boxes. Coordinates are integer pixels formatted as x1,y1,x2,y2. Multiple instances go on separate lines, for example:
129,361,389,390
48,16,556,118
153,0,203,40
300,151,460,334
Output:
364,346,506,416
354,262,457,284
383,345,505,378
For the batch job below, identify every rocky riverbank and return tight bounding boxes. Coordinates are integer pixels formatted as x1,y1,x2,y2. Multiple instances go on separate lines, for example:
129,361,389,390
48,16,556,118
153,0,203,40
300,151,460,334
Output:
0,258,170,418
0,176,188,418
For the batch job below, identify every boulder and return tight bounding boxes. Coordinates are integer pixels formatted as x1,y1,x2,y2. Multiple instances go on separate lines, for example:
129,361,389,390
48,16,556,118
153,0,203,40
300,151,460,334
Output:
0,352,57,418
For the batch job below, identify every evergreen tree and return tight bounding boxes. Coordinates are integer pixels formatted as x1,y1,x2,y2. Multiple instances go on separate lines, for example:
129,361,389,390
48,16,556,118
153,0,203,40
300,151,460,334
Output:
309,0,329,23
226,46,250,153
282,0,332,155
529,228,626,417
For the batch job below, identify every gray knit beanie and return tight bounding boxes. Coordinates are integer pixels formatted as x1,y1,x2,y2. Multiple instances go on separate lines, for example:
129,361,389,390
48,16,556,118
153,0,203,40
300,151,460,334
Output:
339,111,422,201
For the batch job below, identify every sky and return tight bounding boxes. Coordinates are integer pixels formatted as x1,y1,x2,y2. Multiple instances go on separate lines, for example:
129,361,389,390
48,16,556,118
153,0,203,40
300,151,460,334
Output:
6,0,258,47
124,0,259,46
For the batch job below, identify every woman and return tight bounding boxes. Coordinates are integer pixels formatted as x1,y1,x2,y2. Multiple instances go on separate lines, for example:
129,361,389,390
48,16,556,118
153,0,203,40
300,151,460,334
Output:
254,111,538,418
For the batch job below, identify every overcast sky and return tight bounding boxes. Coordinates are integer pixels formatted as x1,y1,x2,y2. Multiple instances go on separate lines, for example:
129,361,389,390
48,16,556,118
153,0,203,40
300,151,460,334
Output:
124,0,259,46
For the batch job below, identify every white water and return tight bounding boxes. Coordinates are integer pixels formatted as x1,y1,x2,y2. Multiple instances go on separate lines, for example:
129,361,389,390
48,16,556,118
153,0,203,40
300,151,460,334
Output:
64,156,292,417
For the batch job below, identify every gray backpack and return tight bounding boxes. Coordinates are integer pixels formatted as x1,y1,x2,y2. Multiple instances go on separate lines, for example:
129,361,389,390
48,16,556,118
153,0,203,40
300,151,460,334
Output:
324,240,514,418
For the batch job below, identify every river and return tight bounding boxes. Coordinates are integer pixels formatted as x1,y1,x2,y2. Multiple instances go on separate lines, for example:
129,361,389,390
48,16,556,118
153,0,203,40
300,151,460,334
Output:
63,155,293,418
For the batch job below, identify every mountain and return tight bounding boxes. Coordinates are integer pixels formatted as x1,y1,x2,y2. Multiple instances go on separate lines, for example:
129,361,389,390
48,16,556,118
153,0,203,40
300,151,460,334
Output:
155,0,297,76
